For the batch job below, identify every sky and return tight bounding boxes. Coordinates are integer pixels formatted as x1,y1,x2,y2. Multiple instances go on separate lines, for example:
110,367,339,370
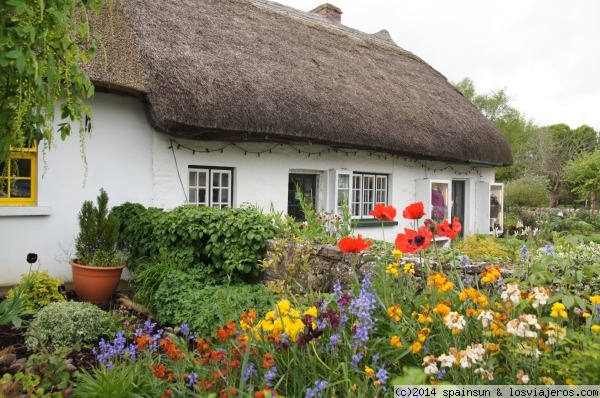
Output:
273,0,600,131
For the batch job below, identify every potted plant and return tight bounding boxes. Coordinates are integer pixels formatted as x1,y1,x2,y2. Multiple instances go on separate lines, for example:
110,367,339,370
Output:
70,188,127,305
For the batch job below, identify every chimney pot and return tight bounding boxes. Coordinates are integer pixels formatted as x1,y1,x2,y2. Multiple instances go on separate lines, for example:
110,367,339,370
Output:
310,3,342,23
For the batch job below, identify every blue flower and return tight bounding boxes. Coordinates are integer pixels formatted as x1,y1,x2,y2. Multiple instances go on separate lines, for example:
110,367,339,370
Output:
544,244,554,256
520,245,529,262
349,273,378,350
376,366,388,390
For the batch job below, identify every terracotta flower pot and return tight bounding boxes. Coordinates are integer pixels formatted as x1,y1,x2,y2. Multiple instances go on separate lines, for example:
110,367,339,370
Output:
70,261,126,305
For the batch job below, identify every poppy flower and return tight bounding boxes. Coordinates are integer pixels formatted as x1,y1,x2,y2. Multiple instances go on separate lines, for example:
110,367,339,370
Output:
436,216,462,239
369,203,397,221
403,202,426,220
338,234,372,253
394,226,433,254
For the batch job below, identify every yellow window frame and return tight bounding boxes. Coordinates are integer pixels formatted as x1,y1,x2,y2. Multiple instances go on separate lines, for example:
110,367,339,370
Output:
0,145,37,206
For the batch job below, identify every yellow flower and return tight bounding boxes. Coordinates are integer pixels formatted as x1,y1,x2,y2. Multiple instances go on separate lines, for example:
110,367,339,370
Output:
304,306,318,318
275,300,290,316
417,328,430,342
582,313,591,319
386,263,399,277
566,379,574,386
550,302,568,319
433,301,451,317
387,304,403,322
365,366,375,378
487,343,500,352
409,342,422,354
427,271,454,293
591,325,600,333
589,295,600,305
393,249,403,259
403,262,415,275
390,335,403,348
480,265,502,284
540,377,555,385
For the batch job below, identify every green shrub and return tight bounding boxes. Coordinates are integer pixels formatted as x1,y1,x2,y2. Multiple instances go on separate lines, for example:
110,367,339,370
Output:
111,203,275,277
75,188,125,266
456,234,510,262
505,176,549,208
25,301,113,351
153,271,274,337
6,271,65,312
131,255,232,312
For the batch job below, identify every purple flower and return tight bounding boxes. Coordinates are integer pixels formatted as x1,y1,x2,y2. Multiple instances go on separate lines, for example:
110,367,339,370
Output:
460,255,469,266
305,380,328,398
244,362,257,382
265,366,277,387
437,369,447,380
186,372,198,388
376,366,388,389
181,322,190,336
349,273,378,350
329,333,341,351
520,245,529,262
544,244,554,256
351,352,363,372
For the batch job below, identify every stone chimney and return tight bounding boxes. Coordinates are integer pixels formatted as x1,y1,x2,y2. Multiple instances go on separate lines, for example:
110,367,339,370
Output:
310,3,342,23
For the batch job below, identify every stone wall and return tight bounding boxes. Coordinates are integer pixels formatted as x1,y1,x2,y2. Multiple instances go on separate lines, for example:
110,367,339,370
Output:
259,239,377,293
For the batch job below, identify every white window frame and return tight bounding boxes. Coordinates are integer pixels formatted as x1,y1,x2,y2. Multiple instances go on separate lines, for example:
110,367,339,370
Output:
330,170,389,219
188,166,233,208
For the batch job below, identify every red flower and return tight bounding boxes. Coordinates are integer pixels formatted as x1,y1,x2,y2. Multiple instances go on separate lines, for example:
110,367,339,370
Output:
338,234,372,253
394,226,433,254
403,202,426,220
369,203,397,221
436,216,462,239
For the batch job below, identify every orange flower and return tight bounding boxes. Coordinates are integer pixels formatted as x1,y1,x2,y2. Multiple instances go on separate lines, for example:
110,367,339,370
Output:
261,353,276,369
134,333,153,351
395,226,433,254
369,203,397,221
220,387,237,397
241,309,257,329
160,390,173,398
159,338,185,360
151,364,174,381
216,321,238,341
403,202,426,220
338,234,372,253
436,216,462,239
409,341,422,354
196,337,211,354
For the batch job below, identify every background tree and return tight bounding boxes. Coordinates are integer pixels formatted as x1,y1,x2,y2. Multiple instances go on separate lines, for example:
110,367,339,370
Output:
564,150,600,215
453,78,536,182
0,0,102,163
519,123,598,207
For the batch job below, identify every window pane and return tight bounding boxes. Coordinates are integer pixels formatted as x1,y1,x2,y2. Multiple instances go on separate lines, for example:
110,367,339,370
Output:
12,180,31,198
189,188,197,203
189,172,197,186
199,188,206,204
376,176,387,204
362,175,375,216
198,172,207,187
222,173,229,186
352,175,361,217
15,158,31,178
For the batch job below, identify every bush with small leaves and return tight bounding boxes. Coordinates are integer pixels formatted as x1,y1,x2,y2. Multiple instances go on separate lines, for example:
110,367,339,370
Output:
25,301,113,351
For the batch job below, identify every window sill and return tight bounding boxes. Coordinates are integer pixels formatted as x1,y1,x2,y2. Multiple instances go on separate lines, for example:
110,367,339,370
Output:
355,220,399,228
0,206,52,217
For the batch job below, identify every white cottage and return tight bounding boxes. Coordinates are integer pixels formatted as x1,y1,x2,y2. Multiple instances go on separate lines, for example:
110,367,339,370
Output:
0,0,512,285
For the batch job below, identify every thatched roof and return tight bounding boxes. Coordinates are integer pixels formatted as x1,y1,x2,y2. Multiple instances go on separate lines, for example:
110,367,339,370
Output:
86,0,513,165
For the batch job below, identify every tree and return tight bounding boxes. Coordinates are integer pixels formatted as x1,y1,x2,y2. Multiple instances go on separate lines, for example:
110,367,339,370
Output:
564,150,600,214
519,123,598,207
0,0,102,163
453,78,537,182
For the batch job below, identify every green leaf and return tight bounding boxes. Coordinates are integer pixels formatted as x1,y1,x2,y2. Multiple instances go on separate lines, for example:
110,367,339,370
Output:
562,295,575,309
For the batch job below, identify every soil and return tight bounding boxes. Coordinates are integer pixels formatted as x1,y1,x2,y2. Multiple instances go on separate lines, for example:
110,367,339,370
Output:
0,283,140,380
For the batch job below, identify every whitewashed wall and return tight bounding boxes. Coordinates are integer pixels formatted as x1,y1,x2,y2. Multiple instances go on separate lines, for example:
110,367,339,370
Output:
0,93,497,285
0,94,154,285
